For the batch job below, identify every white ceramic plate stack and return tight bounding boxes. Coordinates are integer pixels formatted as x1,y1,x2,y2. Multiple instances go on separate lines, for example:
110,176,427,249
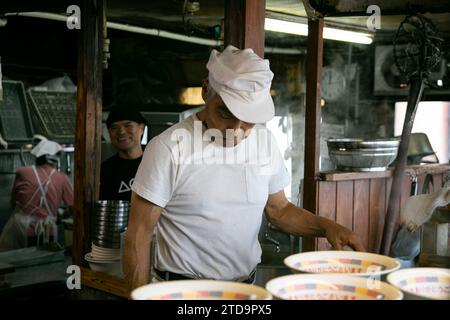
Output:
84,243,121,276
90,243,121,261
84,251,121,276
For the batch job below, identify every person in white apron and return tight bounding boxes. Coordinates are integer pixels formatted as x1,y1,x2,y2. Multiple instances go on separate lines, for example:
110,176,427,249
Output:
0,139,72,251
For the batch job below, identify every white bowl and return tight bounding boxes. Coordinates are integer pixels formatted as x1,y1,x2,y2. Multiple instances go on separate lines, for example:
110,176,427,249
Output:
387,267,450,300
131,280,272,300
284,251,401,277
84,253,121,276
266,274,403,300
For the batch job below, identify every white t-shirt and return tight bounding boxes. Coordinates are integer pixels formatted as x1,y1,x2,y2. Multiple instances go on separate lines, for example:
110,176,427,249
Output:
132,114,290,281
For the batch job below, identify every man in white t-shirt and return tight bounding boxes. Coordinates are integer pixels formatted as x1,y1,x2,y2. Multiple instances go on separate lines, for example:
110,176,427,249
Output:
123,45,365,291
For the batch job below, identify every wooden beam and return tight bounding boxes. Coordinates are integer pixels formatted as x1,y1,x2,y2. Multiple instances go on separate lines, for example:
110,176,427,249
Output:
302,18,324,252
307,0,450,16
224,0,266,58
81,268,129,298
73,0,104,267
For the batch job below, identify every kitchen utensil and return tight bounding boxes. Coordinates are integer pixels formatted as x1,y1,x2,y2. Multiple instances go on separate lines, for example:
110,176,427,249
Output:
381,14,444,255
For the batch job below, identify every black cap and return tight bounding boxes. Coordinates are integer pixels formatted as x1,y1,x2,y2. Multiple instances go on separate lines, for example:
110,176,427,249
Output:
106,106,147,129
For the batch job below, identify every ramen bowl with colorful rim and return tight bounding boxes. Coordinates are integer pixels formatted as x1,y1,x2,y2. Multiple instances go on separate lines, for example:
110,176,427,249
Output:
131,280,272,300
284,251,401,277
387,268,450,300
266,274,403,300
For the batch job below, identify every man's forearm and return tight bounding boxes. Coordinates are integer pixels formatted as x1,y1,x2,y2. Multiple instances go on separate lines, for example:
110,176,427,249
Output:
123,229,151,291
123,192,161,293
267,202,335,237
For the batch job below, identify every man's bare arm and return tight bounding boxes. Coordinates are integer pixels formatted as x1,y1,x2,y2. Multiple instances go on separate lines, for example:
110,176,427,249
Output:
123,191,162,292
265,191,365,251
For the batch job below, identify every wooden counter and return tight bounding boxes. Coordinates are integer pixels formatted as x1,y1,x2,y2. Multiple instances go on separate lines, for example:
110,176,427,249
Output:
315,164,450,253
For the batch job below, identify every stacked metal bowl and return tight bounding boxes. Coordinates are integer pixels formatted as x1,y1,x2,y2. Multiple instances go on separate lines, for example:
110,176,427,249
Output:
327,138,400,172
93,200,129,249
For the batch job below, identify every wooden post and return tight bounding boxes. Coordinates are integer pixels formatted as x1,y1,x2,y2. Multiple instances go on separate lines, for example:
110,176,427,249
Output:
224,0,266,58
73,0,104,267
302,18,324,252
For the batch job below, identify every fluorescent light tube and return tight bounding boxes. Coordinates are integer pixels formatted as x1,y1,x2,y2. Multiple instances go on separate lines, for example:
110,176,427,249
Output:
265,18,373,45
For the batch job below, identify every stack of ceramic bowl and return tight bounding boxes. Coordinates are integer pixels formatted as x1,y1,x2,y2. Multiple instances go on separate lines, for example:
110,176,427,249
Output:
93,200,129,249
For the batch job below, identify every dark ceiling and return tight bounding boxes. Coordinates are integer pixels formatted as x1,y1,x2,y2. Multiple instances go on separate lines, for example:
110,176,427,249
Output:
106,0,450,40
2,0,450,39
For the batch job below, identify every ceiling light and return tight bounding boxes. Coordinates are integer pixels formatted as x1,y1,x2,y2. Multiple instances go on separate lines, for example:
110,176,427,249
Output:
265,18,373,45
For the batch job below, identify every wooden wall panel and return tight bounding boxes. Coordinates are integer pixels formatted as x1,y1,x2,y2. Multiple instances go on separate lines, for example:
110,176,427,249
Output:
385,177,392,213
433,173,443,192
417,173,426,194
336,181,354,231
353,180,370,250
400,176,412,205
369,178,386,253
317,182,336,250
395,175,413,240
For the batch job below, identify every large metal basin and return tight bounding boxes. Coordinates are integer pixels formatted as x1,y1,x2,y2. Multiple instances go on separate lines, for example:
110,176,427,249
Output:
327,138,400,171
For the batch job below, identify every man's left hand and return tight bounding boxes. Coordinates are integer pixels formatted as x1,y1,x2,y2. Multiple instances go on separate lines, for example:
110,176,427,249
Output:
325,223,366,251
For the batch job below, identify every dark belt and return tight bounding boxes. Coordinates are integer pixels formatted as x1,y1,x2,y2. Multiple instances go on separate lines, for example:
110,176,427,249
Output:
154,268,256,284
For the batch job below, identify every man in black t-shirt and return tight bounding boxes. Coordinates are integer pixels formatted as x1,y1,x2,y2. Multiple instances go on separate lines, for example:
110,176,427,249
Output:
100,106,147,201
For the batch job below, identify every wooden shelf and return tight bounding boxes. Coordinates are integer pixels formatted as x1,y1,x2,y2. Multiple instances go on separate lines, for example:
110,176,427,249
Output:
320,169,393,181
320,164,450,182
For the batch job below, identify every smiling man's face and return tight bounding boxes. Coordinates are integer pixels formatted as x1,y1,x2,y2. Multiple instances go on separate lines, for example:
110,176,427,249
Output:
108,120,145,151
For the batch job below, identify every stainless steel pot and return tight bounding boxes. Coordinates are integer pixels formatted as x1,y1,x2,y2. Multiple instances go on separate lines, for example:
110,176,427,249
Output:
92,200,130,249
327,138,400,172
